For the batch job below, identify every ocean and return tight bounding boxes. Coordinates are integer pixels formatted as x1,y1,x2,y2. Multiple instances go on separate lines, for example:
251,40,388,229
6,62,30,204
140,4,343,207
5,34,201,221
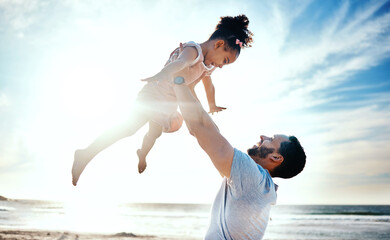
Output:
0,198,389,239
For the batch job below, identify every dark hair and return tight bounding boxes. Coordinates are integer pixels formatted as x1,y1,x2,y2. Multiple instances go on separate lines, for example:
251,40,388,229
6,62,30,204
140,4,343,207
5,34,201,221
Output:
209,14,254,55
272,136,306,179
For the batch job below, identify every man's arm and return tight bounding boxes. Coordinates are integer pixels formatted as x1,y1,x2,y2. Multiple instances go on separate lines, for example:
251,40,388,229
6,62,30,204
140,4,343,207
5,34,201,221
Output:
173,84,234,177
202,76,226,114
188,82,200,102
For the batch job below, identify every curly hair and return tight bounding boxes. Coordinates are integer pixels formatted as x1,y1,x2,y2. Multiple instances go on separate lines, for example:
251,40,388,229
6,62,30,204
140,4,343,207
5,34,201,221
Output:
209,14,254,55
272,136,306,179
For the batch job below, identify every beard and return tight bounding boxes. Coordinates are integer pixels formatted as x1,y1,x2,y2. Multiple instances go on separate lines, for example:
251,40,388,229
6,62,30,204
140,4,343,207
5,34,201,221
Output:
247,145,275,158
247,146,259,157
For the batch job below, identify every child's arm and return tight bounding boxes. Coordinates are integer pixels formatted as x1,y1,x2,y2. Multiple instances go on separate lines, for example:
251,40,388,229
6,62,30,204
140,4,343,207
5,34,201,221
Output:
202,76,227,114
142,45,197,82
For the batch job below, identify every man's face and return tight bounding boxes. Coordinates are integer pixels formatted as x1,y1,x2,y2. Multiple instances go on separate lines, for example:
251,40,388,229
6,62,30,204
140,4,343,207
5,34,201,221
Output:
247,134,289,159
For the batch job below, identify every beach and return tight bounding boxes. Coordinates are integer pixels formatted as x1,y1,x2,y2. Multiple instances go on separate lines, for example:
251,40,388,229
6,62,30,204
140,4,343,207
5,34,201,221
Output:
0,229,199,240
1,198,390,240
0,230,200,240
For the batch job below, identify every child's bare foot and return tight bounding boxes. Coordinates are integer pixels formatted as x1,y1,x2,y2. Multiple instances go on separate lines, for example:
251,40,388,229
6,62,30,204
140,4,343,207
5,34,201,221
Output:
72,149,91,186
137,149,147,174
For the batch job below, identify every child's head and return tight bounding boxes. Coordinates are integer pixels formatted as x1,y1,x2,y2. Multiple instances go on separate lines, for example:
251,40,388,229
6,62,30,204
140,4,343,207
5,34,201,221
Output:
205,14,253,68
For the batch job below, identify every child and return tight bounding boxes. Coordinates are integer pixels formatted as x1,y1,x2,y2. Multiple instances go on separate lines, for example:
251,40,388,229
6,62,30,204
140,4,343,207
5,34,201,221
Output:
72,14,253,185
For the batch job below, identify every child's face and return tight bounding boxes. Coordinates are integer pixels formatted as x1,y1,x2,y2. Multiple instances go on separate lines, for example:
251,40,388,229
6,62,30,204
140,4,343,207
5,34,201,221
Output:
205,40,238,68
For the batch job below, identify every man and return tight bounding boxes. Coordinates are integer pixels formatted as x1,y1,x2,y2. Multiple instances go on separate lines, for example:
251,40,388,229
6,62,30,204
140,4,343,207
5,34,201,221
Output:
172,78,306,240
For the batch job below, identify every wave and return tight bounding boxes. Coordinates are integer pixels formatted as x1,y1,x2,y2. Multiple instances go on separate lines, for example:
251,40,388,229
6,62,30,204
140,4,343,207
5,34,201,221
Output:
310,211,389,216
273,205,390,216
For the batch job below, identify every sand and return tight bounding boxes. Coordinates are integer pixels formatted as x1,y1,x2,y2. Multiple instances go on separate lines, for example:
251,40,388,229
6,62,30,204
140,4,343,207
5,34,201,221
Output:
0,230,200,240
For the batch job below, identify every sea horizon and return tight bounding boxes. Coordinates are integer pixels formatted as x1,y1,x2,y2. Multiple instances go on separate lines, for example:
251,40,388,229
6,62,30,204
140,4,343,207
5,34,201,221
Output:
2,194,390,206
1,195,390,239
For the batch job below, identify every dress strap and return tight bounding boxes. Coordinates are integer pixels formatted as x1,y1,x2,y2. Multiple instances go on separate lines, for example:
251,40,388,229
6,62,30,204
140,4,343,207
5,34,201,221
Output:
181,41,203,66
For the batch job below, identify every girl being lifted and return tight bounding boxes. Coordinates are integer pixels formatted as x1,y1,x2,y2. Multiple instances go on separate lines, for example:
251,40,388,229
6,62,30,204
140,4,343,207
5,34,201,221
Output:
72,14,253,186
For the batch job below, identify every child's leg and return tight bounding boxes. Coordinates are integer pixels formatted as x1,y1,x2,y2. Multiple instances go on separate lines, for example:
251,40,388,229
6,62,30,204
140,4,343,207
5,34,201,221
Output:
72,107,151,186
137,121,163,173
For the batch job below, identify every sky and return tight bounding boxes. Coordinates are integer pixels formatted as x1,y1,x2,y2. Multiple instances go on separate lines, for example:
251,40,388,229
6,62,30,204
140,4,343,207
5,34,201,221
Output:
0,0,389,205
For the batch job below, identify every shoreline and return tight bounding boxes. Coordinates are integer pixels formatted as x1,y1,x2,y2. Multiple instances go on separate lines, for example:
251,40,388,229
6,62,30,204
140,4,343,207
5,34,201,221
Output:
0,229,200,240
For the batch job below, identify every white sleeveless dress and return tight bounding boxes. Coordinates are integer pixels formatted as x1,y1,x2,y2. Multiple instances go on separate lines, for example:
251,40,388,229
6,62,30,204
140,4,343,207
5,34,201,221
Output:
136,41,215,132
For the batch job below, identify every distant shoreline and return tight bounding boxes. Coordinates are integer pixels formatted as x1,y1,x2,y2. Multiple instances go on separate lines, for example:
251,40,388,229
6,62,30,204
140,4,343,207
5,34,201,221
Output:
0,229,199,240
1,195,389,206
1,201,389,240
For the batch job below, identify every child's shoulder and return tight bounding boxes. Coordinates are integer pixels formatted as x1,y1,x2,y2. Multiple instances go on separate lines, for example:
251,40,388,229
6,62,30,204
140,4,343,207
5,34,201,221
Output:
183,41,201,52
181,41,202,65
167,41,202,66
183,41,198,46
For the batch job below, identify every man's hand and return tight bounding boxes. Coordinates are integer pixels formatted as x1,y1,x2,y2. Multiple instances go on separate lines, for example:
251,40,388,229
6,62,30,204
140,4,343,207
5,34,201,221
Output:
141,71,171,82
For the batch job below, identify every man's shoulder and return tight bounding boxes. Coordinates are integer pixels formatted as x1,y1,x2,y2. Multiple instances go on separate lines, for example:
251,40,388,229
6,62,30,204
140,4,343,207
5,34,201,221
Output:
232,148,259,171
229,149,263,187
233,148,271,177
231,148,276,194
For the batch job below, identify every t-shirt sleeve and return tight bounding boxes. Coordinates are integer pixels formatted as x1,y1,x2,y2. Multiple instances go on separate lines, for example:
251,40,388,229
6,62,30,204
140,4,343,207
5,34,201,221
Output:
227,148,268,197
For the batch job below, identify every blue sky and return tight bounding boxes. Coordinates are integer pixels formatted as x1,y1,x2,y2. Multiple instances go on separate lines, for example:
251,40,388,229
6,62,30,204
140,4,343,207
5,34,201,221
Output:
0,0,389,205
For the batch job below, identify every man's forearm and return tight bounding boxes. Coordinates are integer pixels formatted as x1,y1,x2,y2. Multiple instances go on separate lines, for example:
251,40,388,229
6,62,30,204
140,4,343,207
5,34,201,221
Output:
173,83,232,177
173,84,208,131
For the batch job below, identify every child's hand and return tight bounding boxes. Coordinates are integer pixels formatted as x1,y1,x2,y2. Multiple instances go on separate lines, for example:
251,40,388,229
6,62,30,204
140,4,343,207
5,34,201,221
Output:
209,105,227,115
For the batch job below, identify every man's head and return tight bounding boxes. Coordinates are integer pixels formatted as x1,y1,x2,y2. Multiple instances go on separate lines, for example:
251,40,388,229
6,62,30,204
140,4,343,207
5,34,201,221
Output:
247,134,306,178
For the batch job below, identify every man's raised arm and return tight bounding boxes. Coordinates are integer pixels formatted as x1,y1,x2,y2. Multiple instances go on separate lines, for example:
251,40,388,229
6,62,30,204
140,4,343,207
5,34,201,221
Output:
173,83,234,177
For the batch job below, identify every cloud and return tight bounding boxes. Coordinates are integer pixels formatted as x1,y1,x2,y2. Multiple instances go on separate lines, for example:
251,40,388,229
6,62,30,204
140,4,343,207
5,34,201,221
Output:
0,0,41,31
244,1,390,204
0,92,9,107
231,1,389,113
279,1,390,98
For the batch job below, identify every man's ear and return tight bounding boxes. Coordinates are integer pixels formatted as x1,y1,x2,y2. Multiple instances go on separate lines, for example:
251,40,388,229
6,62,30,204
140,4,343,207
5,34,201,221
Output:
214,40,225,49
270,154,284,164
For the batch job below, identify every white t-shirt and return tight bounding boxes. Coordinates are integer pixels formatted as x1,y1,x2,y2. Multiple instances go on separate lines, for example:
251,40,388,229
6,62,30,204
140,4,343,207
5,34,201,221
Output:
205,148,278,240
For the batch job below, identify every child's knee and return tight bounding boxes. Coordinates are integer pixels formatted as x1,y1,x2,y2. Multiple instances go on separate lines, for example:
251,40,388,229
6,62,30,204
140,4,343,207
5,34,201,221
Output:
164,112,183,133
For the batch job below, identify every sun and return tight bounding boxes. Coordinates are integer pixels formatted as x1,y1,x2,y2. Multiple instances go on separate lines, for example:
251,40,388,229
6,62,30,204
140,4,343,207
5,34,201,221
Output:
59,62,117,121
